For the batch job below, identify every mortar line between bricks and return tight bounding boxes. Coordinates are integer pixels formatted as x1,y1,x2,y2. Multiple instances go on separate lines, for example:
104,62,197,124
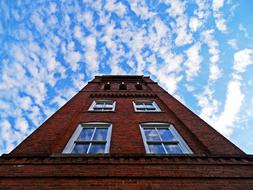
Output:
1,162,253,166
0,176,253,179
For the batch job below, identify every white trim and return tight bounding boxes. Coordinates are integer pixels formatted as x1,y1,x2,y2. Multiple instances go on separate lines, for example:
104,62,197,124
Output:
139,124,150,154
168,124,192,154
139,122,193,154
88,100,116,112
133,100,161,112
63,122,112,154
63,124,83,153
105,123,112,153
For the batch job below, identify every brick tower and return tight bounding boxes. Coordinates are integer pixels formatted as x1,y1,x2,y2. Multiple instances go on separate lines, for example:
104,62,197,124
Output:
1,75,253,189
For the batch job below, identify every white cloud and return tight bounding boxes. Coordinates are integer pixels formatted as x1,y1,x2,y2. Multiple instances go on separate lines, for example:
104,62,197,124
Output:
147,59,183,95
154,17,169,38
185,84,195,92
13,46,26,63
18,96,33,111
227,39,238,49
49,2,57,14
77,11,93,29
212,0,224,11
28,106,43,127
161,74,183,95
165,0,193,46
15,117,29,133
174,16,193,46
233,49,253,73
43,49,59,72
197,86,220,125
209,64,222,81
163,53,184,73
0,120,15,152
212,0,227,32
30,11,47,34
189,16,202,32
74,25,82,39
199,81,242,140
238,24,250,39
129,0,155,20
166,0,185,17
184,42,202,80
51,96,67,108
201,30,222,81
84,35,99,75
66,51,81,71
194,0,210,20
64,42,81,71
105,0,127,17
72,73,86,90
214,80,244,137
215,17,227,32
197,48,253,138
27,82,47,105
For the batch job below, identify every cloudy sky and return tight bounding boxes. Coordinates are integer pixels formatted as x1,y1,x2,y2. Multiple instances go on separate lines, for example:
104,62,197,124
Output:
0,0,253,154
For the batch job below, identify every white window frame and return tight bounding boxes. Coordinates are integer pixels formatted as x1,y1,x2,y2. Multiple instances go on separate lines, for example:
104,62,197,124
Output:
63,122,112,154
139,123,192,154
88,100,116,112
133,100,161,112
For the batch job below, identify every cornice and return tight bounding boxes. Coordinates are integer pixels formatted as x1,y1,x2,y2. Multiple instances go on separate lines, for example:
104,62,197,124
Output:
89,92,157,98
1,154,253,165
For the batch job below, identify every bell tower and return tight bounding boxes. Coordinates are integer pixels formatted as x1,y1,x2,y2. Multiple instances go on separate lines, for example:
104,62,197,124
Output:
1,75,252,189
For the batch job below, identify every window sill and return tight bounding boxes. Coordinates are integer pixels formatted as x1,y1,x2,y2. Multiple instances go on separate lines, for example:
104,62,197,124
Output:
52,153,111,158
51,153,195,158
134,111,166,113
84,111,116,113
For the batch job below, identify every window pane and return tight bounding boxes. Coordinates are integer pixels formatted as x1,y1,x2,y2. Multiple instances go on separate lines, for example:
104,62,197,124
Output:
136,107,145,111
145,103,154,109
89,143,105,154
148,144,165,154
105,101,114,105
144,129,160,141
137,105,146,109
93,101,114,111
134,101,160,112
96,102,104,105
135,102,145,109
103,108,112,111
165,144,183,154
135,102,143,106
146,107,156,110
104,104,113,108
157,128,175,141
93,107,103,110
72,144,89,153
93,128,108,141
94,103,104,108
78,128,94,141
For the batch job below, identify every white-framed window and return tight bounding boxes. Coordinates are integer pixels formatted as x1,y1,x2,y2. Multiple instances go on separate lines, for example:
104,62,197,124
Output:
63,122,112,154
140,123,192,154
88,100,116,112
133,100,161,112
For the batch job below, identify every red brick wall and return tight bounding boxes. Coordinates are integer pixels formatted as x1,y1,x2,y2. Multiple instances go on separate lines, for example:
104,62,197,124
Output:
1,178,253,190
1,156,253,189
9,76,244,156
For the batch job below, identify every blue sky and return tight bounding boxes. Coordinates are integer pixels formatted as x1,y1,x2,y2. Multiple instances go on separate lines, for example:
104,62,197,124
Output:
0,0,253,154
